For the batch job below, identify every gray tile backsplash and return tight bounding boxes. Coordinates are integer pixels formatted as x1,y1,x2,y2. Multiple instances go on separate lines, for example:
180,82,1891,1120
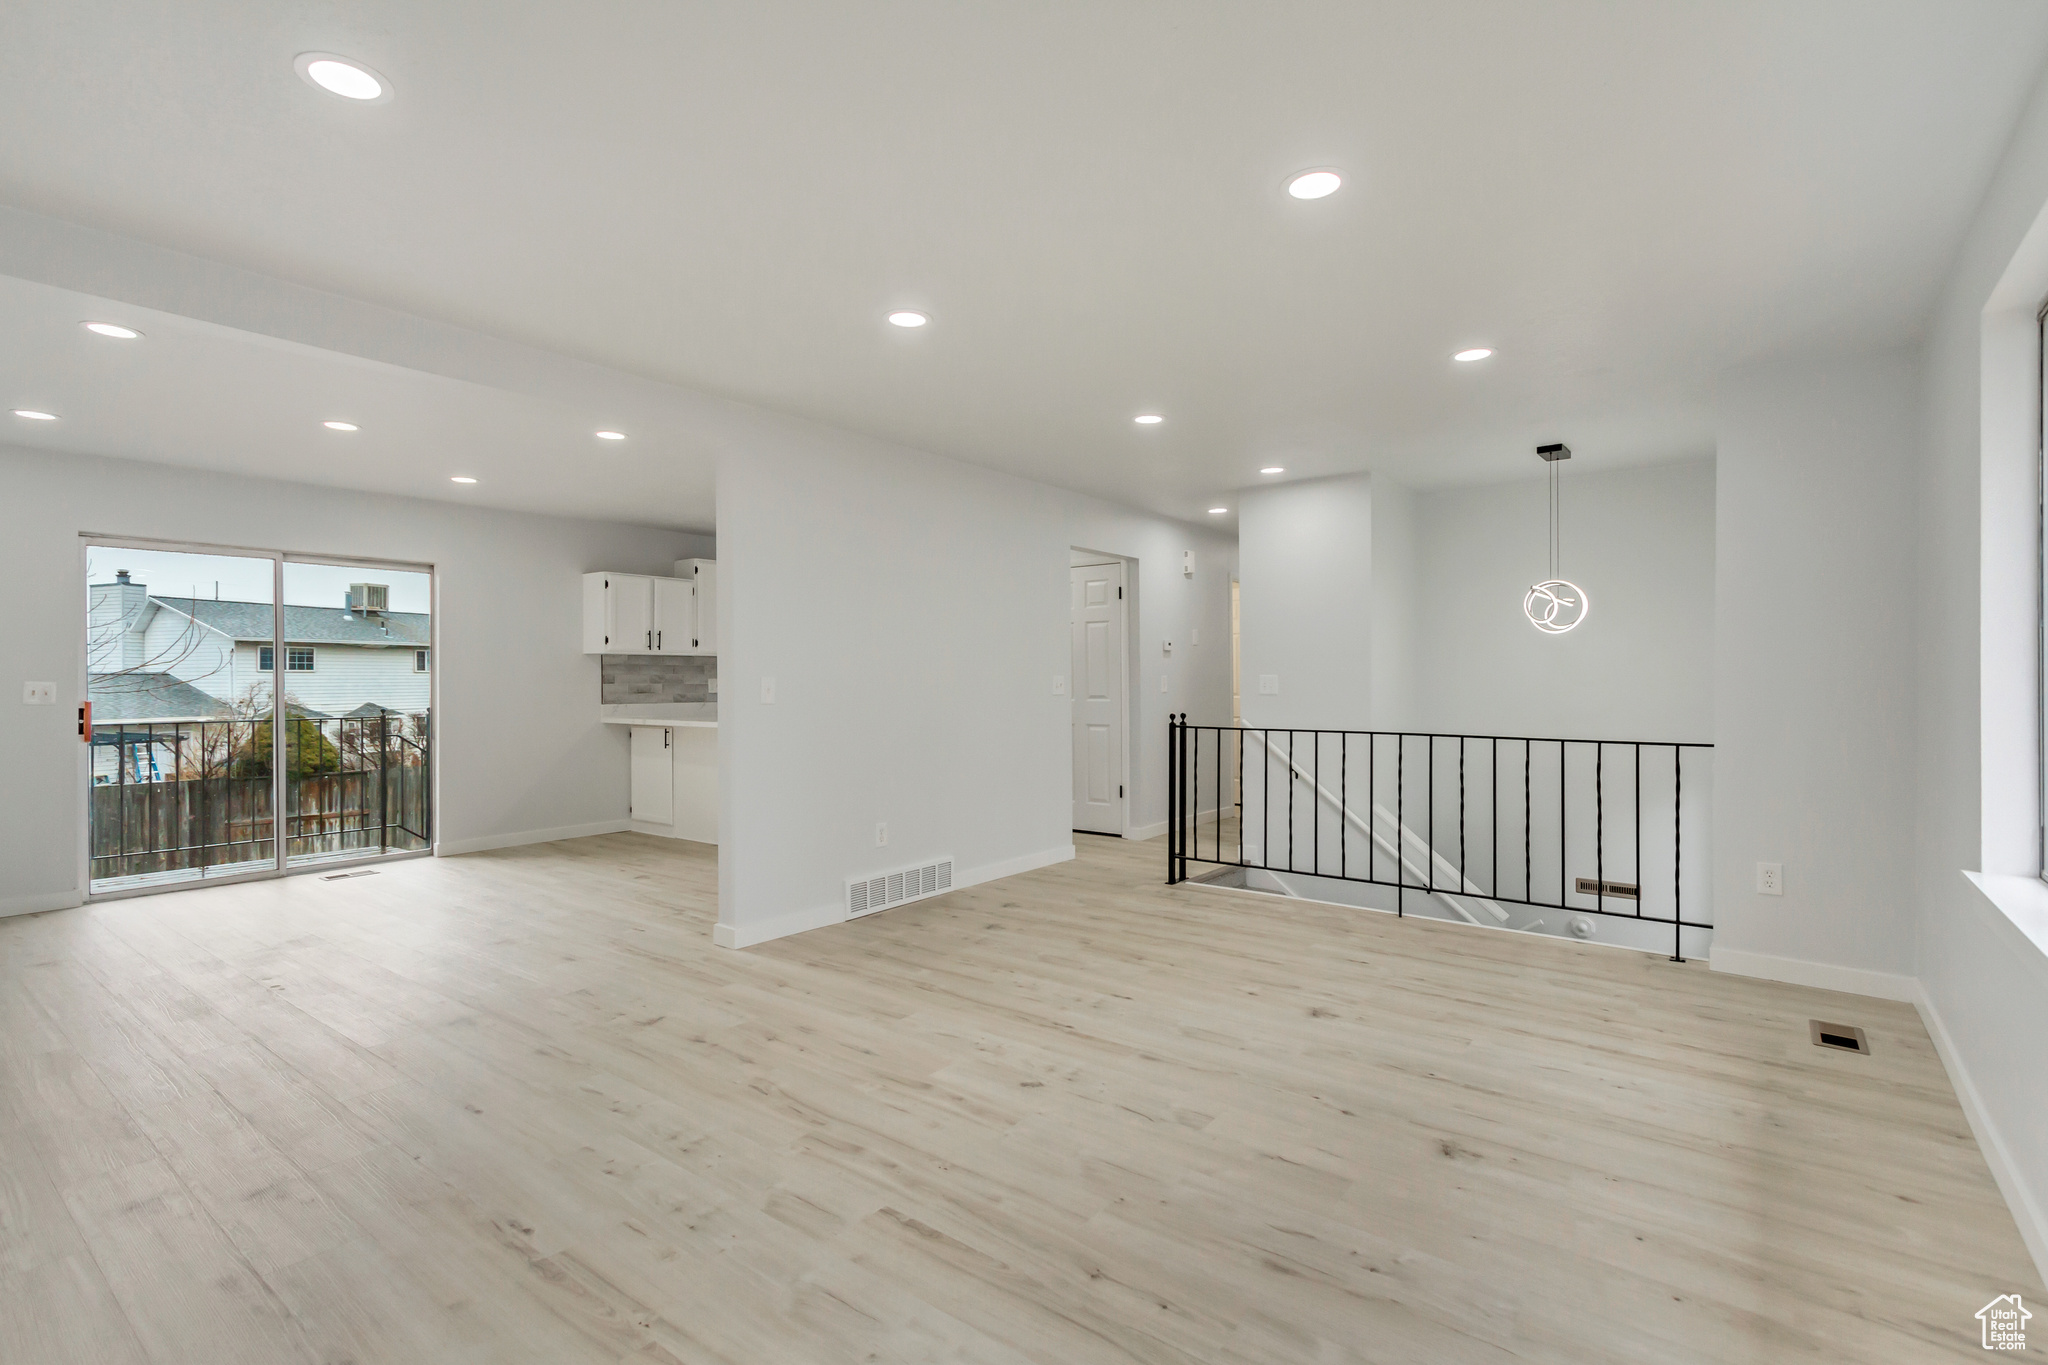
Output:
601,654,718,704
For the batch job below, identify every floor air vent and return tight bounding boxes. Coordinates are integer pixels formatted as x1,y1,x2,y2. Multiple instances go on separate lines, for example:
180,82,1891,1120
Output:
847,856,954,919
1809,1020,1870,1054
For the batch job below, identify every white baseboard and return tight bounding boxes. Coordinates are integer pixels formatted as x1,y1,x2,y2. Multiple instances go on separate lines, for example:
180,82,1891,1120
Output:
714,899,846,949
0,888,85,919
1708,945,1917,1002
961,843,1074,887
715,842,1076,950
436,819,632,857
1124,809,1220,842
1914,979,2048,1287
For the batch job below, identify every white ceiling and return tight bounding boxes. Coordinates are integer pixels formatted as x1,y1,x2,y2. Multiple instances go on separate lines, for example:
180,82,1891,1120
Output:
2,1,2046,525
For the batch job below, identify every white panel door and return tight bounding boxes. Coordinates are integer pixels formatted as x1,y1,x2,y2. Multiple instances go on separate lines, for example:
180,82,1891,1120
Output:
1071,561,1126,834
651,576,694,653
630,725,675,826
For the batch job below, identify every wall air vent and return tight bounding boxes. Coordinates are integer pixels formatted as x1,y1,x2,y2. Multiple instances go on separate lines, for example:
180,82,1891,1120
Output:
847,856,954,919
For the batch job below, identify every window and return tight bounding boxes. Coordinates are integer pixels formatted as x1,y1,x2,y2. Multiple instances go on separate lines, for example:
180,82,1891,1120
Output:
258,644,273,671
414,647,430,672
287,646,316,672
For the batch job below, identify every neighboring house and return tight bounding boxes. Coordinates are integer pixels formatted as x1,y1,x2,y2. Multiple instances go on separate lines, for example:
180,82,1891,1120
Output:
88,571,431,721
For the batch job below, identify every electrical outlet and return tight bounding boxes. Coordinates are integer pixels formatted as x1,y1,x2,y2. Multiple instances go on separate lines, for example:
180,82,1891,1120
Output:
760,677,776,704
22,681,55,704
1756,861,1783,896
875,822,887,847
1258,674,1279,695
1052,675,1066,696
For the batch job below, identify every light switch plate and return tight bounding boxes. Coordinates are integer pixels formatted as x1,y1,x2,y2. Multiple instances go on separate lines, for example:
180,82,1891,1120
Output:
1052,675,1066,696
760,677,776,704
22,681,56,704
1756,861,1783,896
1258,674,1279,695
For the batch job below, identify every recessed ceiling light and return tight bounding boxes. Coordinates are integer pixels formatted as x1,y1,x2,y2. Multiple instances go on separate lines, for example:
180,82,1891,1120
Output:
13,409,57,420
323,421,358,431
1208,507,1229,515
1134,414,1164,425
295,53,391,103
450,476,477,484
887,311,928,328
1286,169,1342,200
1260,466,1285,475
83,322,142,340
1454,348,1494,362
595,430,626,441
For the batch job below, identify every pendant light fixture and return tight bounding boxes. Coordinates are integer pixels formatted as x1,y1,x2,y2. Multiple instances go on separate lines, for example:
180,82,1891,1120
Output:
1523,443,1589,634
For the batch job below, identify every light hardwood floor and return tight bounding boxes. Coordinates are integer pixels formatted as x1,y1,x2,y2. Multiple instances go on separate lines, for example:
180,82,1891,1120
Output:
0,831,2037,1363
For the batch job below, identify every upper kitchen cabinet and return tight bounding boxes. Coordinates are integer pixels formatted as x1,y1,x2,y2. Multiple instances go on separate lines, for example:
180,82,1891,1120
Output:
583,567,716,654
677,559,718,654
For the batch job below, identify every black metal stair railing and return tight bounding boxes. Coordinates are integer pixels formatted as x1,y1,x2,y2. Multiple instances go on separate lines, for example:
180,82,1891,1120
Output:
1166,715,1713,961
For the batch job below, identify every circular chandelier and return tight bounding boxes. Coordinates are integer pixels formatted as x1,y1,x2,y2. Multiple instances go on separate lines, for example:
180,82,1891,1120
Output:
1524,443,1589,634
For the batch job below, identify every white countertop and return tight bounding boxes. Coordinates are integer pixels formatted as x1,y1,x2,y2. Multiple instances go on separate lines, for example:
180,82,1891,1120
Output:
601,703,717,728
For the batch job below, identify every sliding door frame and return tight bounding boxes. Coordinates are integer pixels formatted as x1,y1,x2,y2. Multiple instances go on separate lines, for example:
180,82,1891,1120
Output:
77,532,438,902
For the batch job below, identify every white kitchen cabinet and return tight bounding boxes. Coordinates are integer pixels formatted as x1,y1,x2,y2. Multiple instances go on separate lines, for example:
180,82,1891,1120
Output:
651,575,695,654
675,558,718,654
583,572,654,653
622,720,716,843
583,571,707,654
629,725,675,825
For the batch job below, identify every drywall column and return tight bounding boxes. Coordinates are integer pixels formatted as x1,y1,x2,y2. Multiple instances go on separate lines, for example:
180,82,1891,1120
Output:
1237,474,1377,732
1710,350,1919,996
715,438,1073,949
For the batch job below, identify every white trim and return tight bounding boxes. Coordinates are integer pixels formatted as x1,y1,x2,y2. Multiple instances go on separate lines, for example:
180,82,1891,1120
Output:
436,819,630,856
0,889,85,919
1707,945,1917,1002
1126,807,1220,842
714,842,1076,950
1914,978,2048,1286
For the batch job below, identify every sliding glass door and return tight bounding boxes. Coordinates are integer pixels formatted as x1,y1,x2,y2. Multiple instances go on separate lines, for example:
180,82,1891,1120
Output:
84,538,434,896
280,559,433,867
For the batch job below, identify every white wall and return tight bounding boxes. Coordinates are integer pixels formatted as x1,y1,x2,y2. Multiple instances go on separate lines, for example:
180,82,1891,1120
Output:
1237,475,1377,730
1912,52,2048,1282
1369,479,1417,732
1710,351,1920,995
1408,459,1715,742
713,430,1234,949
0,442,706,913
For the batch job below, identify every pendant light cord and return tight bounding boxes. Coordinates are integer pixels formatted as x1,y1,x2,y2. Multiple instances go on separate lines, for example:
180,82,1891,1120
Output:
1548,457,1560,580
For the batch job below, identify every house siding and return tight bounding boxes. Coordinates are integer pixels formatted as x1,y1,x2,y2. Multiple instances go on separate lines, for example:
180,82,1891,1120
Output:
238,640,430,715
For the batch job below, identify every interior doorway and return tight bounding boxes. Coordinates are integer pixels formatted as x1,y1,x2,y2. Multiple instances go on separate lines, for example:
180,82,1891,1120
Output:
1070,556,1128,834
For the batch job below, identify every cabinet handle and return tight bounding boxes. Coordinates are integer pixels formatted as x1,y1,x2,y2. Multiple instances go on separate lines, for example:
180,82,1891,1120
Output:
646,630,652,650
657,630,662,650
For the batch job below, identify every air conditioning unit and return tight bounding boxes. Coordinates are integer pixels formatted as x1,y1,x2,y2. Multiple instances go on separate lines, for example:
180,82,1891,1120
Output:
349,583,389,614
